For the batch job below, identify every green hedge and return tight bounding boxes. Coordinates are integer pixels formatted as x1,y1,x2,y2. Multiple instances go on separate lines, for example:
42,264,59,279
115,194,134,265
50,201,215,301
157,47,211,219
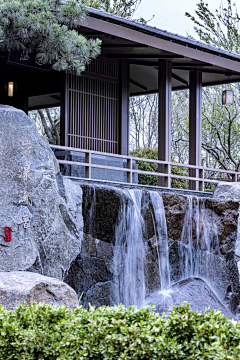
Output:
0,302,240,359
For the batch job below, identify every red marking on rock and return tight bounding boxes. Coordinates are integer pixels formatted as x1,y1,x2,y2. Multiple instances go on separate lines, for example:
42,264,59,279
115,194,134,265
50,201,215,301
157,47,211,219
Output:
5,227,12,241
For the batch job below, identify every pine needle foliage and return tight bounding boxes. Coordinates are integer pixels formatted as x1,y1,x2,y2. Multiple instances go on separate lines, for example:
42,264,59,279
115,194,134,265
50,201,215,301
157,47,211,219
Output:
0,0,102,74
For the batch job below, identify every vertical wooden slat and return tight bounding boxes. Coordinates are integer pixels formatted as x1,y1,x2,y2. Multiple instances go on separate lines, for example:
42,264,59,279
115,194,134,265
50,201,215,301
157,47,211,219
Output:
67,58,119,154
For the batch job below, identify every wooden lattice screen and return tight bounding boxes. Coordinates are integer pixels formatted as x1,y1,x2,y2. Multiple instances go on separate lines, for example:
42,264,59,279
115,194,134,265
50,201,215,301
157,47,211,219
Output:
67,59,119,154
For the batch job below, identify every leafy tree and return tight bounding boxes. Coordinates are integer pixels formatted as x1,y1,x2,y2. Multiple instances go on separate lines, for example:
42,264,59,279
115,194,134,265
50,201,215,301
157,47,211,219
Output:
130,95,158,150
31,108,60,144
185,0,240,53
0,0,101,75
84,0,144,20
185,0,240,174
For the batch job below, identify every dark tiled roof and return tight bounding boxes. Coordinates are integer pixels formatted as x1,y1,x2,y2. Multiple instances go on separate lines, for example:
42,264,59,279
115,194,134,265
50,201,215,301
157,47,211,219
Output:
86,7,240,63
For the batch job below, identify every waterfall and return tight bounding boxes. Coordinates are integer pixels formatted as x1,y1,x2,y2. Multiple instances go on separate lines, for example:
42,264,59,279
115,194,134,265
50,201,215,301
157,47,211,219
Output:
180,196,194,279
113,189,146,308
179,196,219,286
149,191,170,290
112,188,220,310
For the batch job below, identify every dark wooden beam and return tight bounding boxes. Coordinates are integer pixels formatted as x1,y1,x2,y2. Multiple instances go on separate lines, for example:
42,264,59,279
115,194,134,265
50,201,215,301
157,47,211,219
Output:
82,71,119,84
130,60,159,66
119,60,130,155
199,69,239,75
158,60,172,187
49,94,61,101
173,62,212,67
173,66,212,71
28,102,60,111
171,73,188,86
189,70,202,191
102,44,148,48
130,84,189,96
81,31,103,36
202,77,240,87
108,54,184,59
130,79,147,91
130,89,158,96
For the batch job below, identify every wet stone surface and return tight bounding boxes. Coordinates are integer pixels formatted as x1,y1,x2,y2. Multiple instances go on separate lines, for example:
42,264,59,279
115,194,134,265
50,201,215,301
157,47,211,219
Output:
145,278,235,319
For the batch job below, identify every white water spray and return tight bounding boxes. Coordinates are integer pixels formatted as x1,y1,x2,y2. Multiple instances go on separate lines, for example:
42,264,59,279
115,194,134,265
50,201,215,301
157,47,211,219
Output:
179,196,219,286
113,189,145,307
149,191,170,290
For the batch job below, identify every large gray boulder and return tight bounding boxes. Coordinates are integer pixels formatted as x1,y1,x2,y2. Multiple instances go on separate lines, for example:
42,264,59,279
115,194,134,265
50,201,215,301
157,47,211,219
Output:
213,182,240,201
145,277,235,319
0,271,79,310
0,106,83,279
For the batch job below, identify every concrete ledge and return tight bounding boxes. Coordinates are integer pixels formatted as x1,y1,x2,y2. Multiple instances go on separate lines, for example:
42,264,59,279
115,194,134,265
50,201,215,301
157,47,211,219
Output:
65,176,213,198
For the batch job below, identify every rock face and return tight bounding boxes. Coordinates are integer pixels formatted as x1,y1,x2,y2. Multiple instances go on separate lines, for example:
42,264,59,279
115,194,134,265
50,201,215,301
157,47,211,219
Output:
214,182,240,201
65,234,114,307
143,192,239,299
0,106,83,279
145,278,235,319
81,185,128,244
0,271,79,310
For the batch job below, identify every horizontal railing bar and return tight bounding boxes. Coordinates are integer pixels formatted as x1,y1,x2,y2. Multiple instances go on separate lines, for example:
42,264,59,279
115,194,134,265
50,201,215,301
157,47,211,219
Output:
58,160,129,172
59,160,166,176
52,145,240,182
169,174,203,181
58,160,205,182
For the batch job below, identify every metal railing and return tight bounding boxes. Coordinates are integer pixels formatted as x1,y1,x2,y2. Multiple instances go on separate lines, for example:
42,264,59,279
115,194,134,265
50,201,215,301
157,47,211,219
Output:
50,144,240,192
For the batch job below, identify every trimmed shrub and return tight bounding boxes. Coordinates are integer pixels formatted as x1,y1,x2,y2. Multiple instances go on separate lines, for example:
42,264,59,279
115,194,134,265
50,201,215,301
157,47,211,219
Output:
0,302,240,359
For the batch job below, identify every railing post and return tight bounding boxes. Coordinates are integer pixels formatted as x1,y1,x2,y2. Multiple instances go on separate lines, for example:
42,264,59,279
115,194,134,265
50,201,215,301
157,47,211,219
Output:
196,168,199,191
167,163,171,188
127,158,132,184
232,173,237,182
199,168,204,191
85,152,91,179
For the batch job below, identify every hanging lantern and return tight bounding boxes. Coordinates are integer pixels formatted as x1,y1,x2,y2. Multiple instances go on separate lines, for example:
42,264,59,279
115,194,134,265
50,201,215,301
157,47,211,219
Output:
7,82,14,97
222,90,234,105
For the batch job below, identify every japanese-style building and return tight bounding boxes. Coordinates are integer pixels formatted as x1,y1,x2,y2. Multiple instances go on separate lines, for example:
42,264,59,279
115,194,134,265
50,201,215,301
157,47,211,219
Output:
2,7,240,191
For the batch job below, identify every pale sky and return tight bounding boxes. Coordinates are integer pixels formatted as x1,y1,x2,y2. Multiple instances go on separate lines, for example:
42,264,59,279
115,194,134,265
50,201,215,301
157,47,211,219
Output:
134,0,223,37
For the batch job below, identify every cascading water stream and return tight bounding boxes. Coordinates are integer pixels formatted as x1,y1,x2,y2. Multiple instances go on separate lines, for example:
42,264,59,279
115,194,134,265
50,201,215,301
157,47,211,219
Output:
149,191,170,291
112,188,220,311
179,196,219,287
113,189,146,308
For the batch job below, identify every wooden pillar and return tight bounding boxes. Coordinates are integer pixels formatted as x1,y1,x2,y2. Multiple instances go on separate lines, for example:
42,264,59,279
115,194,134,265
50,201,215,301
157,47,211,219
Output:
119,60,129,155
60,73,69,147
189,70,202,190
158,60,172,187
